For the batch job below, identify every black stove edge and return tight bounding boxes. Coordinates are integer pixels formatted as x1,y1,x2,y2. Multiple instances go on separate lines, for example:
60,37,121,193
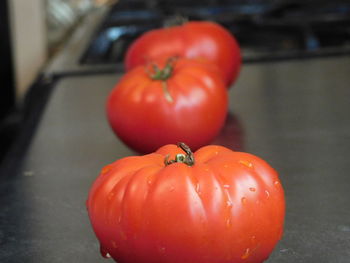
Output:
0,74,58,178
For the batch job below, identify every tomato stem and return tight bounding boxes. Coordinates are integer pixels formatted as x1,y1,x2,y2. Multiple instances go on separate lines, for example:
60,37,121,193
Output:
148,57,177,81
163,15,188,28
164,142,195,166
147,57,177,103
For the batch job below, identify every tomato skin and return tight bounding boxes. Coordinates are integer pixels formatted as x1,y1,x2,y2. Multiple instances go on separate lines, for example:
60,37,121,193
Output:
87,144,285,263
107,58,228,154
125,21,241,86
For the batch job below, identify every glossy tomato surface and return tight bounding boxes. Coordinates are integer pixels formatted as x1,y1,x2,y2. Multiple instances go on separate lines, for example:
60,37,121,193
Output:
125,21,241,86
107,58,228,154
87,143,285,263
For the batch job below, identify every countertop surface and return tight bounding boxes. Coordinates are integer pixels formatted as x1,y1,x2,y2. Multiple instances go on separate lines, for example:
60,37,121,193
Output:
1,56,350,262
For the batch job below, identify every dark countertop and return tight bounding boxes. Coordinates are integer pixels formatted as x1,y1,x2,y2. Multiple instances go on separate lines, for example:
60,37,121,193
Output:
1,56,350,262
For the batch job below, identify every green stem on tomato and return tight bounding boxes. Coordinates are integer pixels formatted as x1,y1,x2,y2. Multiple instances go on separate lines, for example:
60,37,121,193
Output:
147,57,178,103
164,142,195,166
149,57,177,81
163,15,188,28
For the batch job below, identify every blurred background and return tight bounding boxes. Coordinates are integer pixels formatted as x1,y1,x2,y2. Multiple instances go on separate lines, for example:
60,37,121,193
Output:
1,0,350,162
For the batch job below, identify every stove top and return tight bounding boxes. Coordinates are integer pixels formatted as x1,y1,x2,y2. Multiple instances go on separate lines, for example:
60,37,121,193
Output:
80,0,350,65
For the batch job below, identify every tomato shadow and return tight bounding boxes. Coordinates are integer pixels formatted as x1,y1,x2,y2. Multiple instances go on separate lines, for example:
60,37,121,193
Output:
212,112,244,151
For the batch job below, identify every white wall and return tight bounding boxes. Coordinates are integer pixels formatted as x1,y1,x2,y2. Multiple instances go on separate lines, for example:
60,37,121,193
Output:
9,0,47,102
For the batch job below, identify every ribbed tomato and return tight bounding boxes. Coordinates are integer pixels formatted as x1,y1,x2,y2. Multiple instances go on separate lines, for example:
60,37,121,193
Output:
124,21,241,86
87,143,285,263
107,57,228,153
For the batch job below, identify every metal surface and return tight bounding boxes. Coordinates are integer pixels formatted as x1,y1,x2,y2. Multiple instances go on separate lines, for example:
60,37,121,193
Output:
1,56,350,262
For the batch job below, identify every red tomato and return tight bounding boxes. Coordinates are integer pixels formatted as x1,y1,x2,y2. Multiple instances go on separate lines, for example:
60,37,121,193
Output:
107,57,228,154
87,143,285,263
125,21,241,86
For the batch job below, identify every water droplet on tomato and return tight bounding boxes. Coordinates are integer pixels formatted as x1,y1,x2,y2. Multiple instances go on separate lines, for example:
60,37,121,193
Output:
265,190,270,198
100,245,111,258
274,181,279,186
226,200,233,208
226,218,232,228
196,183,200,193
239,160,253,168
241,197,247,204
241,248,250,259
101,165,112,175
249,187,256,192
118,216,122,224
223,184,230,189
